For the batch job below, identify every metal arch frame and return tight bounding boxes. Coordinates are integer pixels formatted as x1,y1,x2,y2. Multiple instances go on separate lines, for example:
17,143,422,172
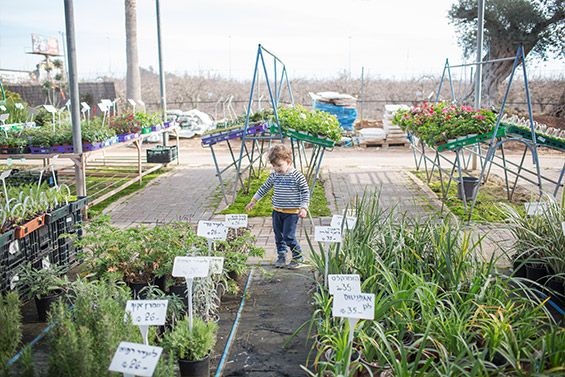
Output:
408,46,562,221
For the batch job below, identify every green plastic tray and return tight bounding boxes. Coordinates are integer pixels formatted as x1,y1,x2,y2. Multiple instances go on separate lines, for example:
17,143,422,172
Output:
436,126,507,152
269,125,335,148
507,125,565,152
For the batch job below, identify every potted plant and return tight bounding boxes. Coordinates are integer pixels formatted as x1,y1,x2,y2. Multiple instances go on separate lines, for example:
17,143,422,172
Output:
16,262,69,321
162,316,217,377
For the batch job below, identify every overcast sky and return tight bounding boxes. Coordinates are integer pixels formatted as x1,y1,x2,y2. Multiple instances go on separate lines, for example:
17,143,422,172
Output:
1,0,563,80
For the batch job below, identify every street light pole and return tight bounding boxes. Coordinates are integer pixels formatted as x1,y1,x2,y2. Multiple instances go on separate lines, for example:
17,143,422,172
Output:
472,0,485,170
63,0,86,197
156,0,167,146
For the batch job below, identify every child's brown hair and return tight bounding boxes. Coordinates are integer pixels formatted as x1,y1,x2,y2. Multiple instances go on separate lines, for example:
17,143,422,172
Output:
267,144,292,164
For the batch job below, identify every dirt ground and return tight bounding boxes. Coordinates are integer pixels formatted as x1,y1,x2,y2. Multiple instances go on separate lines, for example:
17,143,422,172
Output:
217,267,315,377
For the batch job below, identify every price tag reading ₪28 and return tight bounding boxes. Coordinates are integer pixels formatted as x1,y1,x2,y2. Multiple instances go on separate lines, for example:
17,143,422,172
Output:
332,292,375,320
225,214,248,229
328,274,361,295
108,341,162,377
125,300,168,326
197,220,228,241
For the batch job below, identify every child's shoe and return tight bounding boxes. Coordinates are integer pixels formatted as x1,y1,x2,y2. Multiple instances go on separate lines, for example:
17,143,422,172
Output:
286,259,303,269
274,256,286,268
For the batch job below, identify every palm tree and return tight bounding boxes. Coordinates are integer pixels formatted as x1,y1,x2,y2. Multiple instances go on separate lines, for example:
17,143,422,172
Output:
125,0,142,103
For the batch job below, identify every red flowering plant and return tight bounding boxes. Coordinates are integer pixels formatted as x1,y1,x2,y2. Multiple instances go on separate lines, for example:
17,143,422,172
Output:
108,112,142,135
393,102,496,146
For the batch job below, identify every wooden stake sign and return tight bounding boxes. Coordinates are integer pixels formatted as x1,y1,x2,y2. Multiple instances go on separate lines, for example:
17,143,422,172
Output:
315,226,342,287
108,341,162,377
125,300,168,345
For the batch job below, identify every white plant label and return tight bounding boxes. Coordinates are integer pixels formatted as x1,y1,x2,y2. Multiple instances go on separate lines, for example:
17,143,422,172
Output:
98,103,109,112
197,220,228,241
562,222,565,236
525,202,547,216
330,215,357,230
189,256,224,275
0,169,12,180
80,102,90,110
10,275,19,290
225,214,248,228
42,257,50,270
172,257,210,278
332,292,375,320
315,226,342,243
15,103,24,110
125,300,168,326
43,105,57,113
128,99,137,107
0,105,6,112
108,342,162,377
328,274,361,295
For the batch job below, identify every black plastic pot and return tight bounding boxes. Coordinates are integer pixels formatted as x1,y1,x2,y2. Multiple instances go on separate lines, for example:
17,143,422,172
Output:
526,264,550,284
35,290,63,322
169,284,188,307
178,355,210,377
153,275,166,291
127,281,150,298
512,259,528,278
457,176,480,200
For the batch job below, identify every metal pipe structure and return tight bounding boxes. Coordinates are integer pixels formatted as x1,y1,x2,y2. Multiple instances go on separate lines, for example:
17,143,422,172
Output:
156,0,168,146
472,0,485,170
63,0,86,197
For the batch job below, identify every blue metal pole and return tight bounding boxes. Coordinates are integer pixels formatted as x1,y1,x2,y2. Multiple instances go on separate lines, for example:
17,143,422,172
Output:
259,48,284,140
435,59,448,103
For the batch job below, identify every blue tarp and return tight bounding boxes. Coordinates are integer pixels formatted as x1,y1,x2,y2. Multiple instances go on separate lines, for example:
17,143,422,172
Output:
313,101,357,131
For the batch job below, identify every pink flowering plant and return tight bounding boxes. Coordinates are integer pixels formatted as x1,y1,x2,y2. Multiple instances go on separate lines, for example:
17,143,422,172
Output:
393,102,496,146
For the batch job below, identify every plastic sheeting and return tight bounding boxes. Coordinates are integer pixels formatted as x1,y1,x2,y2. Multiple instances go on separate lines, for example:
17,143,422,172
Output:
313,101,358,131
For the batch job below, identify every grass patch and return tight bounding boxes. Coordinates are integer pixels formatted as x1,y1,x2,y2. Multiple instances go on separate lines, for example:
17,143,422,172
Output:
86,168,170,218
412,170,528,222
221,170,331,217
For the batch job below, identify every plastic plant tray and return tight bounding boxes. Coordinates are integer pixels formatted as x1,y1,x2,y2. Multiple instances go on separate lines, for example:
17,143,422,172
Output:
436,126,507,152
201,123,268,146
268,125,335,148
507,125,565,152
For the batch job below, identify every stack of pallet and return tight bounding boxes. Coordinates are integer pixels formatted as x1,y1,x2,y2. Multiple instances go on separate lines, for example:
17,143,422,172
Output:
383,104,409,146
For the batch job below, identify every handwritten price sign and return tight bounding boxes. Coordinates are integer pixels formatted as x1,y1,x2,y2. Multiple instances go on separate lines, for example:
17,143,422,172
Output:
172,257,210,278
188,256,224,275
108,342,162,377
225,214,248,229
197,221,228,241
525,202,548,216
328,274,361,295
332,292,375,320
315,226,342,243
330,215,357,230
125,300,168,326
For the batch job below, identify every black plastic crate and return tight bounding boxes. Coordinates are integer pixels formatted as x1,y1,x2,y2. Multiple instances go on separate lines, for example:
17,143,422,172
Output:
147,145,178,163
45,204,71,224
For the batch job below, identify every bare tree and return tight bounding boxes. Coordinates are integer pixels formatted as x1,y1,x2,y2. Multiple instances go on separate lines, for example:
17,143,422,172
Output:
125,0,141,103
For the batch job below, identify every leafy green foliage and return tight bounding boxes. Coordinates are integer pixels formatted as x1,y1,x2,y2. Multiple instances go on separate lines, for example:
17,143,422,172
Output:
276,105,342,142
162,316,217,361
221,170,331,217
0,292,22,368
393,102,496,146
304,192,563,376
16,262,70,300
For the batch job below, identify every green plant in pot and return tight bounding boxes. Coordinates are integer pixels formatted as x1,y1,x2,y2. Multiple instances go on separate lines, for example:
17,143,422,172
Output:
162,316,217,377
16,262,69,322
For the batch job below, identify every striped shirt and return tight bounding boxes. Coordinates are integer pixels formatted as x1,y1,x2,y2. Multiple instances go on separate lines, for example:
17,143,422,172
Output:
253,169,310,209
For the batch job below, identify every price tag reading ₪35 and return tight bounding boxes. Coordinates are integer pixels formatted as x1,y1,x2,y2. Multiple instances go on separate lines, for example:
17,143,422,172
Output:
315,226,342,243
197,220,228,241
108,341,162,377
125,300,168,326
332,292,375,320
328,274,361,295
330,215,357,230
225,214,248,229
